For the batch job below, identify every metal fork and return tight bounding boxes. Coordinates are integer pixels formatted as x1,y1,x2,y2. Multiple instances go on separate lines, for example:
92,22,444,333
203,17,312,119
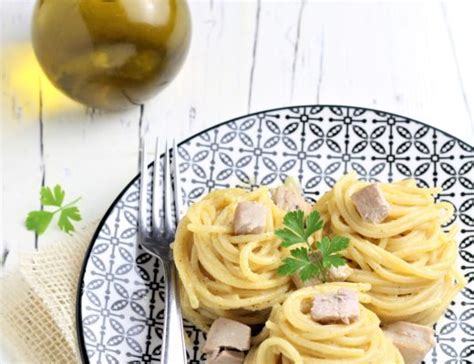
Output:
138,137,187,364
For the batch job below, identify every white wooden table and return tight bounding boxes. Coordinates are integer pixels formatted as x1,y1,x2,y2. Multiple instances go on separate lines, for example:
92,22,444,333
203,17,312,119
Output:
1,0,473,361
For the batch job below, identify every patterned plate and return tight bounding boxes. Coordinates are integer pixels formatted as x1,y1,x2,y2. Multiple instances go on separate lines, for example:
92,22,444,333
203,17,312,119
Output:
77,105,473,364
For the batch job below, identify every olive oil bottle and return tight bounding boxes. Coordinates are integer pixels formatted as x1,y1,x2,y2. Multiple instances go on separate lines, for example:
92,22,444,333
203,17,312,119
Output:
32,0,191,110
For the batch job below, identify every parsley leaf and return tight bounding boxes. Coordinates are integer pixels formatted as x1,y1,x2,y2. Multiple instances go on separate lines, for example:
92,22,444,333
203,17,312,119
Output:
300,262,320,282
26,185,81,235
275,228,306,247
40,185,65,207
291,246,310,260
278,257,304,276
275,210,324,248
305,210,324,237
283,210,306,237
276,209,350,283
278,247,313,276
277,247,323,282
25,211,54,235
318,235,349,269
58,206,82,233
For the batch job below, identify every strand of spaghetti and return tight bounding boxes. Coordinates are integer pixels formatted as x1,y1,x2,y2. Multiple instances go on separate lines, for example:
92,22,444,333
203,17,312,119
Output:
349,238,440,279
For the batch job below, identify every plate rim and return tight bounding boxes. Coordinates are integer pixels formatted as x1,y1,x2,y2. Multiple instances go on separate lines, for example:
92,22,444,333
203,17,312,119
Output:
75,104,474,364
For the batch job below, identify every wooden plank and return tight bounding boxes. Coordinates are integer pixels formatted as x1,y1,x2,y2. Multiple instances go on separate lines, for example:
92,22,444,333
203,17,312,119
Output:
145,0,260,141
291,1,325,104
38,105,142,246
247,1,304,112
1,0,41,258
441,0,474,134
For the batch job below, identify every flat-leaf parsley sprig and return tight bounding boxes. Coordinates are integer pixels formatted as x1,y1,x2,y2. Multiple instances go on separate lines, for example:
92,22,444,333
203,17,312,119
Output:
276,210,349,283
26,185,82,235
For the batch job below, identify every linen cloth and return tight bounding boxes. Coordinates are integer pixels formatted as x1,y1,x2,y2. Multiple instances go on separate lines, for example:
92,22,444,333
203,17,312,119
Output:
0,227,94,363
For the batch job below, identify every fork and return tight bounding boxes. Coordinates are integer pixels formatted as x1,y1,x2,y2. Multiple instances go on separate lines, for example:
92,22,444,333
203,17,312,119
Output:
138,137,187,364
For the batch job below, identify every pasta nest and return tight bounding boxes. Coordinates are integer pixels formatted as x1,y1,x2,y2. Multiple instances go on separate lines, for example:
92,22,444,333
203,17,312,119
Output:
315,173,465,325
173,187,292,330
245,283,403,364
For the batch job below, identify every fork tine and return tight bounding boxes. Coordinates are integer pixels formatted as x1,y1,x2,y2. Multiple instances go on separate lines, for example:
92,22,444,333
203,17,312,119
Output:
172,139,182,223
138,137,149,237
151,137,162,236
163,141,174,234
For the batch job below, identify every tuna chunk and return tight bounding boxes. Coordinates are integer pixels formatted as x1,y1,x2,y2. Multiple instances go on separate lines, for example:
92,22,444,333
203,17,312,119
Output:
351,183,390,223
203,318,251,354
310,288,359,325
292,274,321,289
328,265,353,282
383,321,435,364
271,185,312,214
233,201,268,235
292,265,353,289
206,350,245,364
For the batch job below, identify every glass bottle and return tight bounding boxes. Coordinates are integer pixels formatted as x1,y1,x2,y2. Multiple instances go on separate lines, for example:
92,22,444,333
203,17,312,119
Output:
32,0,191,110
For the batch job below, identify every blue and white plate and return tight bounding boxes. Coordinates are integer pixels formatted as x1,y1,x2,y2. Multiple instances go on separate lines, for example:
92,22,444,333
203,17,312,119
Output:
77,105,474,364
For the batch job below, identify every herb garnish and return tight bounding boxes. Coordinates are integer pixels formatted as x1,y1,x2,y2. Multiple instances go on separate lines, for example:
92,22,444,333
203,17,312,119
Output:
276,210,349,283
26,185,82,235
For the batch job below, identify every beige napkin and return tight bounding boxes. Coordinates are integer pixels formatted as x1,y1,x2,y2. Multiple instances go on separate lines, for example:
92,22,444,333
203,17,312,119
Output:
0,226,94,363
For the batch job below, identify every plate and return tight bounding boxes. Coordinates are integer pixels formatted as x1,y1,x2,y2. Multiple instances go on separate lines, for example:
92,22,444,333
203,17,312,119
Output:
77,105,474,363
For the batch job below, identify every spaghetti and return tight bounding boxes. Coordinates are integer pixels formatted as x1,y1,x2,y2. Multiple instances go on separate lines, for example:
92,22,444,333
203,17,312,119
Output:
315,173,465,325
173,187,292,331
244,283,403,364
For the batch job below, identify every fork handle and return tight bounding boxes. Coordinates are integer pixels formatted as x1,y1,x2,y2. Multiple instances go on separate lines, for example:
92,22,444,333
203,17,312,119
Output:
161,261,187,364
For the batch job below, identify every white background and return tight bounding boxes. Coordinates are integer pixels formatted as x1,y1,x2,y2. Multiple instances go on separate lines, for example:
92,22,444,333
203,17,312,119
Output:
1,0,474,361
